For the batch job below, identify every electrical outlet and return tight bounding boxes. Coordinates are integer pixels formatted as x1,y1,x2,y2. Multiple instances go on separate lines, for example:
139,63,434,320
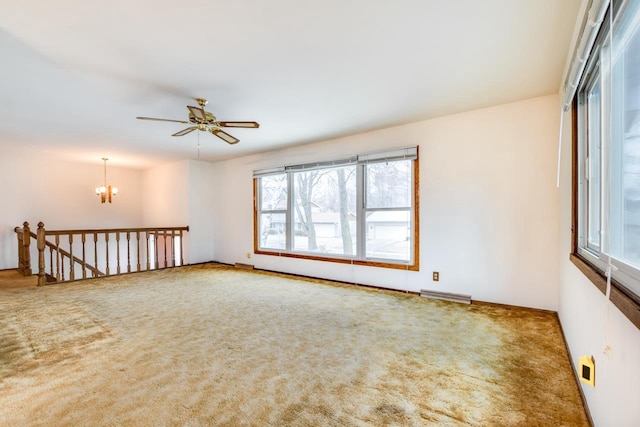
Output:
579,355,595,387
433,272,439,281
246,252,252,259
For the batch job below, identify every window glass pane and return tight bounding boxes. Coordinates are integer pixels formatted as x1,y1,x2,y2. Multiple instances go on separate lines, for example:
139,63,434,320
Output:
366,160,412,208
292,166,357,255
258,213,286,250
587,77,602,248
611,2,640,270
365,210,411,261
260,174,287,211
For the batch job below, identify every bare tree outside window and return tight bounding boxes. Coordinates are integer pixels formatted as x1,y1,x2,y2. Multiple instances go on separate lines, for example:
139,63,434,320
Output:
337,168,354,255
294,171,322,250
293,166,356,255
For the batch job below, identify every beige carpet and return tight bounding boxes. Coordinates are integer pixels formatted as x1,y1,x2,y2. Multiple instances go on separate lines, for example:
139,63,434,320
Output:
0,264,589,426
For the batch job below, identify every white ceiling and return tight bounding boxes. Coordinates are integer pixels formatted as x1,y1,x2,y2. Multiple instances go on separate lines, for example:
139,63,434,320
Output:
0,0,581,169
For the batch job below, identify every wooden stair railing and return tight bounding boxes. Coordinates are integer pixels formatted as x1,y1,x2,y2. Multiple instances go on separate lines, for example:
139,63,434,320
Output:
37,231,105,280
15,222,189,286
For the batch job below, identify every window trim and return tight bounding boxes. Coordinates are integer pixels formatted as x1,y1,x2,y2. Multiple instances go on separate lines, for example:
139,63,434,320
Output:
253,150,420,271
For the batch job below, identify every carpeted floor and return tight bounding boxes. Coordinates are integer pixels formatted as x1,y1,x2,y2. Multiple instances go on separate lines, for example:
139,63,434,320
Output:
0,263,589,426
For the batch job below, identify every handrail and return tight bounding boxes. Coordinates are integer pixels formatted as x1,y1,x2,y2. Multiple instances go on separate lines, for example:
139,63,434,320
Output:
42,226,190,235
15,221,189,286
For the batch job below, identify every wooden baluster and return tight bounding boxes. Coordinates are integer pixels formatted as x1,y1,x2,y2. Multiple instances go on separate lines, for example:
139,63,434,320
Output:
94,232,99,277
145,232,151,271
69,234,74,281
127,232,132,273
171,230,176,267
37,222,46,286
105,233,110,276
116,232,121,275
154,231,159,269
136,231,141,272
179,229,184,267
55,235,61,282
49,246,54,278
81,233,87,279
15,227,24,274
163,231,168,269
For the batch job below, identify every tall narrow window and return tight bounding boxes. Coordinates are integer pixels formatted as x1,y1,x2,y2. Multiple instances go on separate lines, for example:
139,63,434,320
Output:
254,147,419,270
364,159,412,261
257,173,288,251
585,67,602,251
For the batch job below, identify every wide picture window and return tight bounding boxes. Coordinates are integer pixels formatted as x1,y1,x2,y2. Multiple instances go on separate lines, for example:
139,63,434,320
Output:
575,0,640,301
254,147,419,270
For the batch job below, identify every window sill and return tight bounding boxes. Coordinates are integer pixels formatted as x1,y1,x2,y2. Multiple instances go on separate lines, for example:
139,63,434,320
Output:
569,253,640,330
254,249,419,271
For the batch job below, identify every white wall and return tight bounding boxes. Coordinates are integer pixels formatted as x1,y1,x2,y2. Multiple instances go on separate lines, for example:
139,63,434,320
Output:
558,109,640,427
188,160,216,263
141,159,217,264
0,149,143,269
142,160,190,226
210,95,561,310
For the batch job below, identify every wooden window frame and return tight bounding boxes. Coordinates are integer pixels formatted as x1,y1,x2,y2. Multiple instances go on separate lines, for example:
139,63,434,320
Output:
253,154,420,271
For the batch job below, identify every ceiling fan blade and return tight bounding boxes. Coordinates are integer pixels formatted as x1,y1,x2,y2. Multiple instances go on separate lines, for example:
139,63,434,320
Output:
217,121,260,128
172,126,197,137
211,128,239,145
136,116,190,124
187,106,207,121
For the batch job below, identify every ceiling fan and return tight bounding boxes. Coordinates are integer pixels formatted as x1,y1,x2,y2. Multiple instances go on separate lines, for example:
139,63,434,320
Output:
136,98,259,145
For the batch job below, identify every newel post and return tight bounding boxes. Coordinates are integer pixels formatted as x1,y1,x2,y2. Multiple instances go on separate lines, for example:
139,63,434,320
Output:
22,221,32,276
36,222,46,286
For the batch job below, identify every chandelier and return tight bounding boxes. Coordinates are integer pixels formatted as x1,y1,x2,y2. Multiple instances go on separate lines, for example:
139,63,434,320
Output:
95,157,119,203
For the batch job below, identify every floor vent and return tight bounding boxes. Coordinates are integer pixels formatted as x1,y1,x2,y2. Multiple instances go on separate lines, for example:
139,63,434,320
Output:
420,290,471,304
234,263,255,270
